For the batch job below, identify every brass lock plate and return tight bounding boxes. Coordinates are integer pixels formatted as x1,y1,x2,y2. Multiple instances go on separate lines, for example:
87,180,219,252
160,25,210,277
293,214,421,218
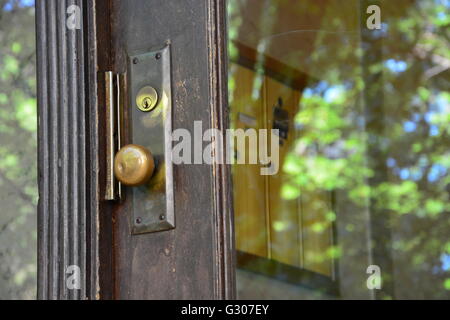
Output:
128,44,174,235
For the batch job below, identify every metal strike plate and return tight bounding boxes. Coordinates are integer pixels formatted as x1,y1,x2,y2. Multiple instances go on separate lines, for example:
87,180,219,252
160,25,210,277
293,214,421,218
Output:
128,44,174,235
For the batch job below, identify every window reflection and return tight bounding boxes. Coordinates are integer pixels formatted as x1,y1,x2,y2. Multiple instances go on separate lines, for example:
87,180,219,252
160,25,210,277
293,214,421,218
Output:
0,0,37,299
228,0,450,299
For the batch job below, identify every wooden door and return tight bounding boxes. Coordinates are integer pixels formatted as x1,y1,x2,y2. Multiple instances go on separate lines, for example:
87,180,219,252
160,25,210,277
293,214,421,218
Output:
36,0,234,300
108,0,234,300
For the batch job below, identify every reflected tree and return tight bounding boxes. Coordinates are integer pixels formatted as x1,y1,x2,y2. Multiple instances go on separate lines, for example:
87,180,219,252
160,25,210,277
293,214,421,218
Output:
0,0,37,299
282,0,450,299
229,0,450,299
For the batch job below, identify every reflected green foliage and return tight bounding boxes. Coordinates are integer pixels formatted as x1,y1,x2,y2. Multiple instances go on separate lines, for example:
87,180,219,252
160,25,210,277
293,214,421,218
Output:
229,0,450,299
0,0,37,299
283,1,450,298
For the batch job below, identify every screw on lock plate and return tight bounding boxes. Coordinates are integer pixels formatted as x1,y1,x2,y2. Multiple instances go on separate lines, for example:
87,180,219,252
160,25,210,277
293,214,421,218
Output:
136,86,158,112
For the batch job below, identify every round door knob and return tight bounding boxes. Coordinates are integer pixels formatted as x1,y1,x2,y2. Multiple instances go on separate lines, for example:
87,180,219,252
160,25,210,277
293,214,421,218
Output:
114,144,155,186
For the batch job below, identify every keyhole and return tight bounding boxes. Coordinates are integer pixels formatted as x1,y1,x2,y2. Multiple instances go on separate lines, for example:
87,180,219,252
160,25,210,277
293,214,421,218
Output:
136,86,158,112
143,98,151,109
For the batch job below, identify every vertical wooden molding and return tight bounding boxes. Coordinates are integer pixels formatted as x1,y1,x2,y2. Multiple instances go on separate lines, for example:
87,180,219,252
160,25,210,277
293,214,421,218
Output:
36,0,101,300
207,0,236,299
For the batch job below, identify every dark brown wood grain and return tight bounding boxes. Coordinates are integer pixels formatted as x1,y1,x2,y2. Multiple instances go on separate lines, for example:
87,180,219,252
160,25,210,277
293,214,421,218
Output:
109,0,235,299
94,0,115,301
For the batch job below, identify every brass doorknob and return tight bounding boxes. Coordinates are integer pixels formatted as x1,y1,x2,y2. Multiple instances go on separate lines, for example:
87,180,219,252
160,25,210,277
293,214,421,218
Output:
114,144,155,186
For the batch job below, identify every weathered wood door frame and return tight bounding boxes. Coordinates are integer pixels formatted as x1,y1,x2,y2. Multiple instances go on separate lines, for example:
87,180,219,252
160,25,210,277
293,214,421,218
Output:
36,0,234,300
36,0,103,300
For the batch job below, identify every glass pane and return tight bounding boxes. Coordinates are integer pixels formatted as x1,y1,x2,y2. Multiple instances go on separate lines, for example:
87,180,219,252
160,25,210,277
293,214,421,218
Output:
0,0,37,299
228,0,450,299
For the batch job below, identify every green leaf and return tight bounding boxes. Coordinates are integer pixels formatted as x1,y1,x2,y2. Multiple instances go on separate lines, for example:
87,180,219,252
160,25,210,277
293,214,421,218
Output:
281,183,300,200
16,98,37,132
